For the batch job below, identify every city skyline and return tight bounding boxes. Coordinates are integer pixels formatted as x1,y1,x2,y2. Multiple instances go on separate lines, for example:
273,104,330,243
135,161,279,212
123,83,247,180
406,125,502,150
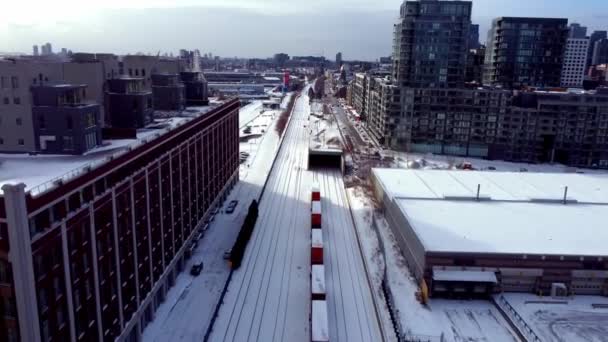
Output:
1,0,608,60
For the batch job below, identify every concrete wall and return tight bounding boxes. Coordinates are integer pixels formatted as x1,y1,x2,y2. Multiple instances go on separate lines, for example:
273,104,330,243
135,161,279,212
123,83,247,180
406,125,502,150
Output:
371,172,427,282
0,59,66,152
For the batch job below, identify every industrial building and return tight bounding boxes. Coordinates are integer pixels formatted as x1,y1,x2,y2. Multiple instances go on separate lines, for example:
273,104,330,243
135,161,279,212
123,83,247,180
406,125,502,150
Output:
371,169,608,298
0,99,240,342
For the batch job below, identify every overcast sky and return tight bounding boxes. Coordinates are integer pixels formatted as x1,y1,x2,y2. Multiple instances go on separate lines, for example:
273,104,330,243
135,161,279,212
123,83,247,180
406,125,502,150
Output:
1,0,607,60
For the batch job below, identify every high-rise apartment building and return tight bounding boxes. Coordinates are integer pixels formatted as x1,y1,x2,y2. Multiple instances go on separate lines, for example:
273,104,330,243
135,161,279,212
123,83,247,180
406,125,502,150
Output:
587,31,607,68
592,39,608,66
469,23,480,49
33,45,39,56
561,38,590,88
484,17,568,89
392,0,472,88
569,23,588,39
336,52,343,66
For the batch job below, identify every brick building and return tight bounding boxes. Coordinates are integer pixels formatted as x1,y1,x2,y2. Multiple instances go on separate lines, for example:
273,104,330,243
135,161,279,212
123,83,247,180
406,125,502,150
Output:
0,99,240,342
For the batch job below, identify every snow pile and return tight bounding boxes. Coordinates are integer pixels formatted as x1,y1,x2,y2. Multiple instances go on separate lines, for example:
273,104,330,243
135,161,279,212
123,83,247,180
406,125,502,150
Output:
309,109,342,151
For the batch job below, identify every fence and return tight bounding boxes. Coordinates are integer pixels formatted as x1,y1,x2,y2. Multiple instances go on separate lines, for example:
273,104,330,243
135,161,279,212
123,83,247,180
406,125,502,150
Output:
493,295,542,342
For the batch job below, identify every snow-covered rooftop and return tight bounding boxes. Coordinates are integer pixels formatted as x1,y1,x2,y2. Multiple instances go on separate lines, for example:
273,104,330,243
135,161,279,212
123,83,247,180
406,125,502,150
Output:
373,169,608,257
0,104,218,195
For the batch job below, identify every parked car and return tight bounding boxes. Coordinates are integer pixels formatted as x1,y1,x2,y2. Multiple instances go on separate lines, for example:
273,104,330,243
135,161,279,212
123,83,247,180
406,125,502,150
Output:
488,166,496,171
195,232,204,241
223,248,232,260
199,223,209,233
190,260,204,276
226,200,238,214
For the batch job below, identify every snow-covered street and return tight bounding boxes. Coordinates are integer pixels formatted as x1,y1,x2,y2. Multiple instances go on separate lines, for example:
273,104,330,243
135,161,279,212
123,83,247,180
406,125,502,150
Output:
142,99,285,342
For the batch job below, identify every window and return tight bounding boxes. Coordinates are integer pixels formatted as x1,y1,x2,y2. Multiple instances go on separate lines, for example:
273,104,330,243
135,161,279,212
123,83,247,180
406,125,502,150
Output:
63,136,74,151
18,139,24,146
0,76,6,88
16,118,22,126
0,138,4,145
74,288,81,309
135,69,139,76
11,76,19,89
128,68,132,76
41,319,50,342
3,97,8,105
38,115,46,129
0,260,9,283
53,276,63,299
66,116,73,130
141,69,146,76
57,307,65,327
39,288,48,312
85,278,92,299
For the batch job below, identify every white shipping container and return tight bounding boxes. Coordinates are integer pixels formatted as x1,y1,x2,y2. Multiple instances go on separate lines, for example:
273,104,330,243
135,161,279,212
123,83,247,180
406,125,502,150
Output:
312,300,329,342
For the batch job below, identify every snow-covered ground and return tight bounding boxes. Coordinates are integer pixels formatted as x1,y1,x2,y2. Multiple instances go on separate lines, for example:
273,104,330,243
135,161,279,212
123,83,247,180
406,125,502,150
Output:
142,100,284,342
239,100,264,128
346,187,520,342
501,293,608,342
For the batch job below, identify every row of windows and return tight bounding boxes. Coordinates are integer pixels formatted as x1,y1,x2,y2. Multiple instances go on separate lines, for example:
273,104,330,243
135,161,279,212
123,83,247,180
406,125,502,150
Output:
2,96,21,105
0,137,25,145
0,76,19,89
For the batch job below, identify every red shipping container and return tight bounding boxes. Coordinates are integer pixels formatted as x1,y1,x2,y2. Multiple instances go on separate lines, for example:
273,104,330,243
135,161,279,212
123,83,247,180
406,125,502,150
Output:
311,183,321,201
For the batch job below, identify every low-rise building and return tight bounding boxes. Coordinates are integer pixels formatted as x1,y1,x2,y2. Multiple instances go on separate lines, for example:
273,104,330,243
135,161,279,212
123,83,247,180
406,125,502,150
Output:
151,74,185,111
180,72,209,106
31,84,101,154
106,77,154,129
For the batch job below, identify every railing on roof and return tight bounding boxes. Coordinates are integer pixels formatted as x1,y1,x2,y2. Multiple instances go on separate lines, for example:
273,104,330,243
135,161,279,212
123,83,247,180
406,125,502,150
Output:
27,129,168,197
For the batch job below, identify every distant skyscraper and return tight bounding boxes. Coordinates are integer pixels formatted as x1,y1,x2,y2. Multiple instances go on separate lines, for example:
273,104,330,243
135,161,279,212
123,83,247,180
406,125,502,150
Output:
336,52,343,66
469,24,480,49
561,38,589,88
568,23,588,39
484,17,568,88
33,45,39,56
392,0,472,88
592,39,608,66
587,31,607,68
40,42,53,56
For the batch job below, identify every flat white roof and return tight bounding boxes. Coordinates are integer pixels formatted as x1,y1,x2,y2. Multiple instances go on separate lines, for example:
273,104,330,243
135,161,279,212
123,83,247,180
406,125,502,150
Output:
433,270,497,283
374,169,608,257
373,168,608,203
311,265,326,295
0,105,218,195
